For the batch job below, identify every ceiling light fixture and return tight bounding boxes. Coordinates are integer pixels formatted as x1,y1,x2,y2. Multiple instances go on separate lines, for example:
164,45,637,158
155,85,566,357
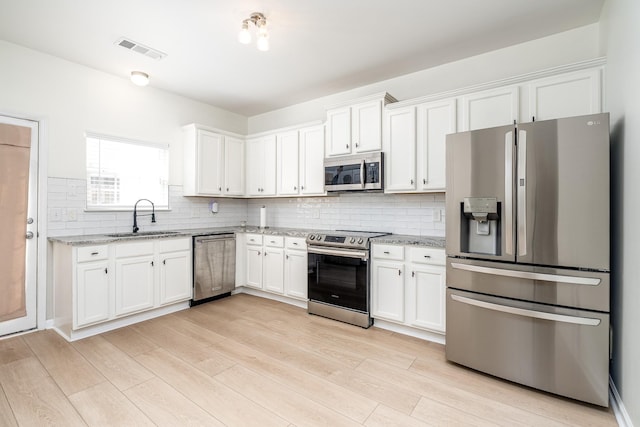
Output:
238,12,269,51
130,71,149,86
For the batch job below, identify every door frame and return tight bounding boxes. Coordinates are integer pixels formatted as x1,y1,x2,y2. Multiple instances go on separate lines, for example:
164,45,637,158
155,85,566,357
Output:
0,110,48,334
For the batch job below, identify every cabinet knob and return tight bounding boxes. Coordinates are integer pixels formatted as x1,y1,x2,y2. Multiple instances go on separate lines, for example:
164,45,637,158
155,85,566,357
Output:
104,268,108,274
346,144,349,149
412,271,415,278
163,259,166,265
410,179,414,185
257,251,261,256
286,255,289,260
301,185,304,190
218,187,222,191
226,188,229,192
424,255,431,259
423,178,426,184
294,186,297,190
355,142,359,148
398,269,402,276
383,251,390,254
151,261,154,266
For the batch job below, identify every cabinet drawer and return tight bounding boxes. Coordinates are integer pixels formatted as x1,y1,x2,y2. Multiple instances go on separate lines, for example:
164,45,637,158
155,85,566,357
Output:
372,244,404,260
157,238,191,253
410,247,446,265
246,234,263,246
286,237,307,250
77,245,109,263
115,241,154,258
264,235,284,248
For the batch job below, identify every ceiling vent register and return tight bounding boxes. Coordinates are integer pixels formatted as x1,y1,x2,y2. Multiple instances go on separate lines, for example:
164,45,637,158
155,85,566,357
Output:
115,37,167,60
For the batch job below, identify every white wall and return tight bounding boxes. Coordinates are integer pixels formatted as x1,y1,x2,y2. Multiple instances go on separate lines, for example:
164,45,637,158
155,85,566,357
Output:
601,0,640,425
248,24,601,133
0,40,247,183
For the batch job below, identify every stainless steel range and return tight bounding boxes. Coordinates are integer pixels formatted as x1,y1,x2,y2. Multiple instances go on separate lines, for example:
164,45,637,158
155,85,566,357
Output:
306,230,388,328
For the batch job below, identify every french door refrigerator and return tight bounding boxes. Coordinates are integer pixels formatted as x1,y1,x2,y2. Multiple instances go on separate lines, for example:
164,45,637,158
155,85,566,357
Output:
445,113,610,407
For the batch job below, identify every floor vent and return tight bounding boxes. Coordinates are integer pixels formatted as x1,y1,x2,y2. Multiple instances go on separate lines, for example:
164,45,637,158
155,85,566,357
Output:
115,37,166,60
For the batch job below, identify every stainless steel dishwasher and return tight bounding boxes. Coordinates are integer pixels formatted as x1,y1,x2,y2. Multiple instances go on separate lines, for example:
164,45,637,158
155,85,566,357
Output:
191,233,236,306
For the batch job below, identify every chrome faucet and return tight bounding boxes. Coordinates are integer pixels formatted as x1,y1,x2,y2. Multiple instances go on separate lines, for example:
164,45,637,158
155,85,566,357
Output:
133,199,156,233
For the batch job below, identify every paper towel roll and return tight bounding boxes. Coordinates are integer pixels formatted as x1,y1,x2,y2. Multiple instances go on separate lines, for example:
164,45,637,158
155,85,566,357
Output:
260,206,266,229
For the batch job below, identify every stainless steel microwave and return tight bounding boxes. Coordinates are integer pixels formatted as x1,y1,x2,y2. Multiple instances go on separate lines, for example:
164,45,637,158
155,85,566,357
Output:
324,152,384,192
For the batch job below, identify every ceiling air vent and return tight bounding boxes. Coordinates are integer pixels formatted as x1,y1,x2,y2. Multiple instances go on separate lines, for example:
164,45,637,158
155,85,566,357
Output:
115,37,167,60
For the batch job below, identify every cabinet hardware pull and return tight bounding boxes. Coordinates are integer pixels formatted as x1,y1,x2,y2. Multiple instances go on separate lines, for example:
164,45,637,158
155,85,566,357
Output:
383,251,390,254
163,259,166,265
411,179,414,185
264,252,267,256
355,143,359,147
346,144,349,149
423,178,426,184
301,185,304,190
294,186,297,190
286,255,289,259
218,187,222,191
104,268,108,274
151,261,154,266
293,242,298,245
424,255,431,258
258,251,261,256
91,252,99,255
226,188,229,192
398,269,402,276
412,271,415,277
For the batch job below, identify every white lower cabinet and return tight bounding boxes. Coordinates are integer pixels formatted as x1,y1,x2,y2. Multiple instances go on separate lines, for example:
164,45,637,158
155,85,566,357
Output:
54,238,192,338
371,243,446,334
240,233,308,300
76,259,110,327
284,237,308,300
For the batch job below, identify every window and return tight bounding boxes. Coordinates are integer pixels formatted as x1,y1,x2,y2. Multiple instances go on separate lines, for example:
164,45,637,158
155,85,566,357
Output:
86,134,169,210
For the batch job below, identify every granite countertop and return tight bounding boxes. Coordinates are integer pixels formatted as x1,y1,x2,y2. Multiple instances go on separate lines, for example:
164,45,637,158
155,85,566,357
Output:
371,234,446,249
49,226,445,248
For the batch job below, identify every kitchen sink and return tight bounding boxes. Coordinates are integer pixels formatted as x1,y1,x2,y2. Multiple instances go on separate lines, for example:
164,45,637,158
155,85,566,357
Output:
105,231,181,238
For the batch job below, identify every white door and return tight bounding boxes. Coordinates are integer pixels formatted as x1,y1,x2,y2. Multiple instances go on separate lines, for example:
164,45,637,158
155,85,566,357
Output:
353,100,383,152
277,131,300,195
196,130,223,195
299,125,325,195
224,136,245,196
284,250,307,300
0,115,38,337
371,261,405,322
385,107,417,192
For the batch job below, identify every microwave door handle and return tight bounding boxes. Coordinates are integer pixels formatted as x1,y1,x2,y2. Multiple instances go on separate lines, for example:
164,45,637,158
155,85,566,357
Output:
360,159,365,188
517,130,527,256
504,131,513,256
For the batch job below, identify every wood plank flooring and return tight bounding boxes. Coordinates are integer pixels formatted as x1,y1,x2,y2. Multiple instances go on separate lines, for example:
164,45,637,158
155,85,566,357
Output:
0,293,618,426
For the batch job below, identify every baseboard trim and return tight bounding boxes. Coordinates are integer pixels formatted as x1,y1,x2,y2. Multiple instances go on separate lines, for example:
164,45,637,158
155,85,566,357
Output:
610,376,634,427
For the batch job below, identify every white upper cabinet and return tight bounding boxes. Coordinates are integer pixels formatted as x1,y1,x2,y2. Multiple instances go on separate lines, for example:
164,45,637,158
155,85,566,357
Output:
326,93,396,157
299,125,326,196
525,68,602,122
277,130,300,196
384,106,417,192
384,99,455,193
246,135,277,196
223,136,245,196
183,124,245,197
460,86,519,131
417,99,456,191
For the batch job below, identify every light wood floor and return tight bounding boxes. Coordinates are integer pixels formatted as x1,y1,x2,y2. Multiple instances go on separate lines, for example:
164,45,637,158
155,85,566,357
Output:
0,294,618,426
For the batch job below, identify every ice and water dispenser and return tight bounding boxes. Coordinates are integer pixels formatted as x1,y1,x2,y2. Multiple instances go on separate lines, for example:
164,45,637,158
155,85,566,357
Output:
459,197,501,256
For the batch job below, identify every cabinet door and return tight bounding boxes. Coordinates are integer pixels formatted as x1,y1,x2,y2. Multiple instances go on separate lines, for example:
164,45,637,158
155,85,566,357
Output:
224,136,245,196
76,261,110,327
527,68,602,122
246,137,264,196
277,131,300,195
197,129,223,195
159,250,192,305
114,255,155,316
385,107,417,192
461,86,519,131
299,125,325,195
326,107,351,156
407,265,446,332
262,135,278,196
245,245,263,289
263,247,284,294
353,99,383,152
417,99,456,191
284,250,307,300
371,261,405,322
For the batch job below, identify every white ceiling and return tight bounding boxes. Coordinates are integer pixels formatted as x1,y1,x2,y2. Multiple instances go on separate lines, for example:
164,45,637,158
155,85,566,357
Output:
0,0,605,117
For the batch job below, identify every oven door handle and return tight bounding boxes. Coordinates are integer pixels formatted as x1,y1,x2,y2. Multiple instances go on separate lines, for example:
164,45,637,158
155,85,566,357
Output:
308,246,368,261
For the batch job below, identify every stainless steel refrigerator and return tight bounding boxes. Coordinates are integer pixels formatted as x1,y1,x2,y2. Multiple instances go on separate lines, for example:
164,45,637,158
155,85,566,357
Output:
445,113,610,407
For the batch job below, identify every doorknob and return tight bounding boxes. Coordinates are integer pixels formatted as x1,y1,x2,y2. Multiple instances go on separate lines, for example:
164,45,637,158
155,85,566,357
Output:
26,231,34,239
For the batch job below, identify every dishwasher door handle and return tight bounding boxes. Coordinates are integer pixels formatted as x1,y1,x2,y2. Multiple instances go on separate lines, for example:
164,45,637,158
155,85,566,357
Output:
195,234,235,244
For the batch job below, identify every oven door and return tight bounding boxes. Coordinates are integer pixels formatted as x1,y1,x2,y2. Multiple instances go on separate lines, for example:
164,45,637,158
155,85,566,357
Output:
307,246,369,312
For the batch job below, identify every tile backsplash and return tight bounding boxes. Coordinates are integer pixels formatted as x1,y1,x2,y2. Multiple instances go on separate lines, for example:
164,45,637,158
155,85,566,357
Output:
47,178,445,237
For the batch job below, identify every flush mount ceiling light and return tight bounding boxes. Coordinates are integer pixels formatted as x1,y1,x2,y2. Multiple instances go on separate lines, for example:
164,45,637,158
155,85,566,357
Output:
238,12,269,51
130,71,149,86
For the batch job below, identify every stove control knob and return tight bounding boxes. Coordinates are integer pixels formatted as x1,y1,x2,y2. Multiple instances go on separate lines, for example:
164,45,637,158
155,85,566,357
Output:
358,238,364,244
350,237,356,243
309,235,315,240
316,235,322,241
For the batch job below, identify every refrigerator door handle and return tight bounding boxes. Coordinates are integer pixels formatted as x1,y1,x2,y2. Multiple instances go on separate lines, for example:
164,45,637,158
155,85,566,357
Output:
517,130,527,256
504,132,513,255
450,262,601,286
450,294,601,326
